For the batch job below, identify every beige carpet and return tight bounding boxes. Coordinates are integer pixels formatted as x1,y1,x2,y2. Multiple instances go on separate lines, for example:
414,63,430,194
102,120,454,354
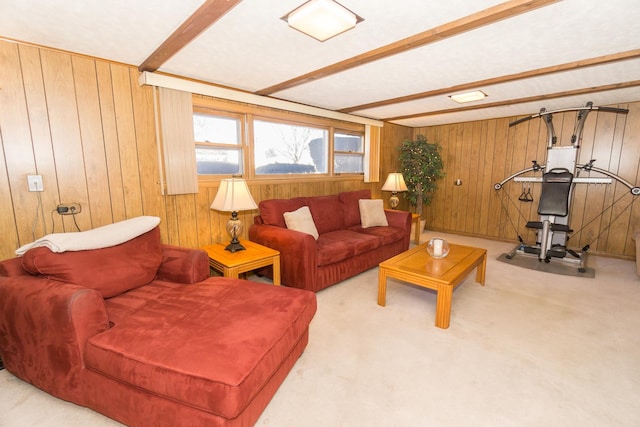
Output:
1,232,639,427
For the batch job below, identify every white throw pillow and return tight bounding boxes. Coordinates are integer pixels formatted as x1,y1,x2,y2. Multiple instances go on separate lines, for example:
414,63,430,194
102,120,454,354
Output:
359,199,388,228
283,206,319,239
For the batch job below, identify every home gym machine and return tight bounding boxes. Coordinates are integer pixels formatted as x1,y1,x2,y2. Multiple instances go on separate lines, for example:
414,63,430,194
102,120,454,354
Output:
494,102,639,274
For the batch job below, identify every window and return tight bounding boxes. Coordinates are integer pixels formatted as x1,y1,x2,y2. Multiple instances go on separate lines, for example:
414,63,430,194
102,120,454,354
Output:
193,111,244,175
334,132,364,173
192,97,370,179
254,119,328,175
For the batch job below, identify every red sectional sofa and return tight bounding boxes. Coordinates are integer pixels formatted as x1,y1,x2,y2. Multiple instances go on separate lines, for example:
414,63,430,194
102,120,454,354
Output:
0,226,317,427
249,189,412,292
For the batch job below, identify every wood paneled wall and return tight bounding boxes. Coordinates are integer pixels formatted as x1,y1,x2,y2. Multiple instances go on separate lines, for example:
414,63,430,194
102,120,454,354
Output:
1,39,638,260
0,40,379,261
415,104,640,258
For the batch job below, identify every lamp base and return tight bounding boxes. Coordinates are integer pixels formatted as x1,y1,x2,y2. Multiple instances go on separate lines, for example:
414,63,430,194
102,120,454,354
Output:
224,212,246,252
225,237,246,253
389,193,400,210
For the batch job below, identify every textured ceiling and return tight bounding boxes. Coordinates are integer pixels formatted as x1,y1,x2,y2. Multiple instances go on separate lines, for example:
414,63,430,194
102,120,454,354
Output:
1,0,639,127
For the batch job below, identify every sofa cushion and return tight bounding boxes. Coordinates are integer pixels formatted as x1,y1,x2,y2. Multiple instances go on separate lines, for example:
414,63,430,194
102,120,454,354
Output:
339,189,371,227
284,206,319,239
21,228,162,298
353,223,407,246
307,195,344,234
316,237,355,266
321,230,382,256
359,199,389,228
85,278,317,419
258,197,307,228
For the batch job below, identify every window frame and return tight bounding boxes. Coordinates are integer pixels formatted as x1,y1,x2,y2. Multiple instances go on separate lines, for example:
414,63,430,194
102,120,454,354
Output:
193,107,247,179
333,129,366,175
252,115,330,177
193,96,367,183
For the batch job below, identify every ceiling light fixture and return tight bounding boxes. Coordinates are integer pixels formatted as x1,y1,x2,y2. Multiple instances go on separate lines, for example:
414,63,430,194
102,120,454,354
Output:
283,0,363,42
449,90,488,104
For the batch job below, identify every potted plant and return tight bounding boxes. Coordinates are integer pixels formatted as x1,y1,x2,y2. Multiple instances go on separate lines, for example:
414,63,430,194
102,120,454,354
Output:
399,134,445,217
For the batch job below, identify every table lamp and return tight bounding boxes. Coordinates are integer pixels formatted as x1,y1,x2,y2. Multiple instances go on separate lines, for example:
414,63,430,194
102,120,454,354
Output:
210,177,258,252
381,172,408,209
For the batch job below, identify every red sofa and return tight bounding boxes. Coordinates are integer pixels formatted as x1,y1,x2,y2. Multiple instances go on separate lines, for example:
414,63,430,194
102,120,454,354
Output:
249,189,411,292
0,227,316,427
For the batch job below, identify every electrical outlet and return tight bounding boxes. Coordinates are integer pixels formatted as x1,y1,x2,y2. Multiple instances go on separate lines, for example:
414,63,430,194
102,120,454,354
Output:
27,175,44,192
57,203,82,215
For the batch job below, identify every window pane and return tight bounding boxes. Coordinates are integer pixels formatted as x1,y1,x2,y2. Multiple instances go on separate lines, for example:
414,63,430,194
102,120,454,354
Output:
334,133,364,173
195,146,242,175
194,113,240,145
335,133,363,153
335,153,364,173
254,120,327,175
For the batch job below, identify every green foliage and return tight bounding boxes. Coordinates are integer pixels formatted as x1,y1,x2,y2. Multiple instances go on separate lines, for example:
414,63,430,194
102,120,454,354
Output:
399,135,445,215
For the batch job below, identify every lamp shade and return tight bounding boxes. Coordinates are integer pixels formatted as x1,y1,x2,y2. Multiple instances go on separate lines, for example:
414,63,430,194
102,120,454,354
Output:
285,0,359,42
381,173,408,192
210,178,258,212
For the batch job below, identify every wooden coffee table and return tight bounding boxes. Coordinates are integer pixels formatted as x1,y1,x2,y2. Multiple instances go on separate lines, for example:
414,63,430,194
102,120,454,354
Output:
377,242,487,329
201,240,280,285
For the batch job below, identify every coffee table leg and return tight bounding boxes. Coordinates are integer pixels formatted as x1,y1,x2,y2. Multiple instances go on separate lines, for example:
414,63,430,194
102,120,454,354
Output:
224,267,239,279
272,255,281,286
377,268,387,306
435,284,452,329
476,253,487,285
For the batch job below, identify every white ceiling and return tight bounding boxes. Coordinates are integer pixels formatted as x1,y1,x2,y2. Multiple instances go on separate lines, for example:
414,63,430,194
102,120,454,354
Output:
1,0,639,127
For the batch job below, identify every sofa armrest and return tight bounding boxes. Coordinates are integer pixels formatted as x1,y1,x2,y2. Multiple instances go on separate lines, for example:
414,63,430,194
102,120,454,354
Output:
0,257,30,277
385,209,412,247
385,209,411,230
0,275,109,404
249,224,317,290
156,245,210,284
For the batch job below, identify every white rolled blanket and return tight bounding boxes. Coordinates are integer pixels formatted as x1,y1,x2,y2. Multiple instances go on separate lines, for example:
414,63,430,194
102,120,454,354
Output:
15,216,161,256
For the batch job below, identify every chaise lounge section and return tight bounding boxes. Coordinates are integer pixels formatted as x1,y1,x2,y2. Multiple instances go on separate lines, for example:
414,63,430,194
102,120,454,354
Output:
249,189,411,292
0,220,316,427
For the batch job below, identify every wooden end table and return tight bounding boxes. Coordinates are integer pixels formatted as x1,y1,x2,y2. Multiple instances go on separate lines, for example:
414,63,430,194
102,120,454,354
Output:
411,213,421,245
377,242,487,329
201,240,280,286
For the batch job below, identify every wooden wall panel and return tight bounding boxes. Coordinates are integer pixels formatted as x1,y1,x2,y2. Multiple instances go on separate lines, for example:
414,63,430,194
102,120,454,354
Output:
485,118,509,238
476,120,493,235
18,45,60,236
1,38,638,262
72,55,113,228
110,65,144,219
611,103,640,254
0,42,40,246
418,104,640,259
173,194,199,248
40,49,91,232
95,61,126,224
0,40,380,260
128,68,168,238
0,130,18,253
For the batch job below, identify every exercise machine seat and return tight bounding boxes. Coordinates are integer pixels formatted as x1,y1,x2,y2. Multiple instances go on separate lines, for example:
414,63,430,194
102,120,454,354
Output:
537,168,573,216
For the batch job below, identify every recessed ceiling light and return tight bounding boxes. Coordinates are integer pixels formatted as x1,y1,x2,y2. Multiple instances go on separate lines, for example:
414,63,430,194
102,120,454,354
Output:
449,90,488,103
283,0,363,42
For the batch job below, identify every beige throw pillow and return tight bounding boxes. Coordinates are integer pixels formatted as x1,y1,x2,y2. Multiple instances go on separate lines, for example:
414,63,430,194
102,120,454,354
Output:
283,206,319,239
359,199,388,228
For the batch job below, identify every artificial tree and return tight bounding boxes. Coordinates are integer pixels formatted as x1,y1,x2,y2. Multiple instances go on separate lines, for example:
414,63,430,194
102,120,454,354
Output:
399,134,445,216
